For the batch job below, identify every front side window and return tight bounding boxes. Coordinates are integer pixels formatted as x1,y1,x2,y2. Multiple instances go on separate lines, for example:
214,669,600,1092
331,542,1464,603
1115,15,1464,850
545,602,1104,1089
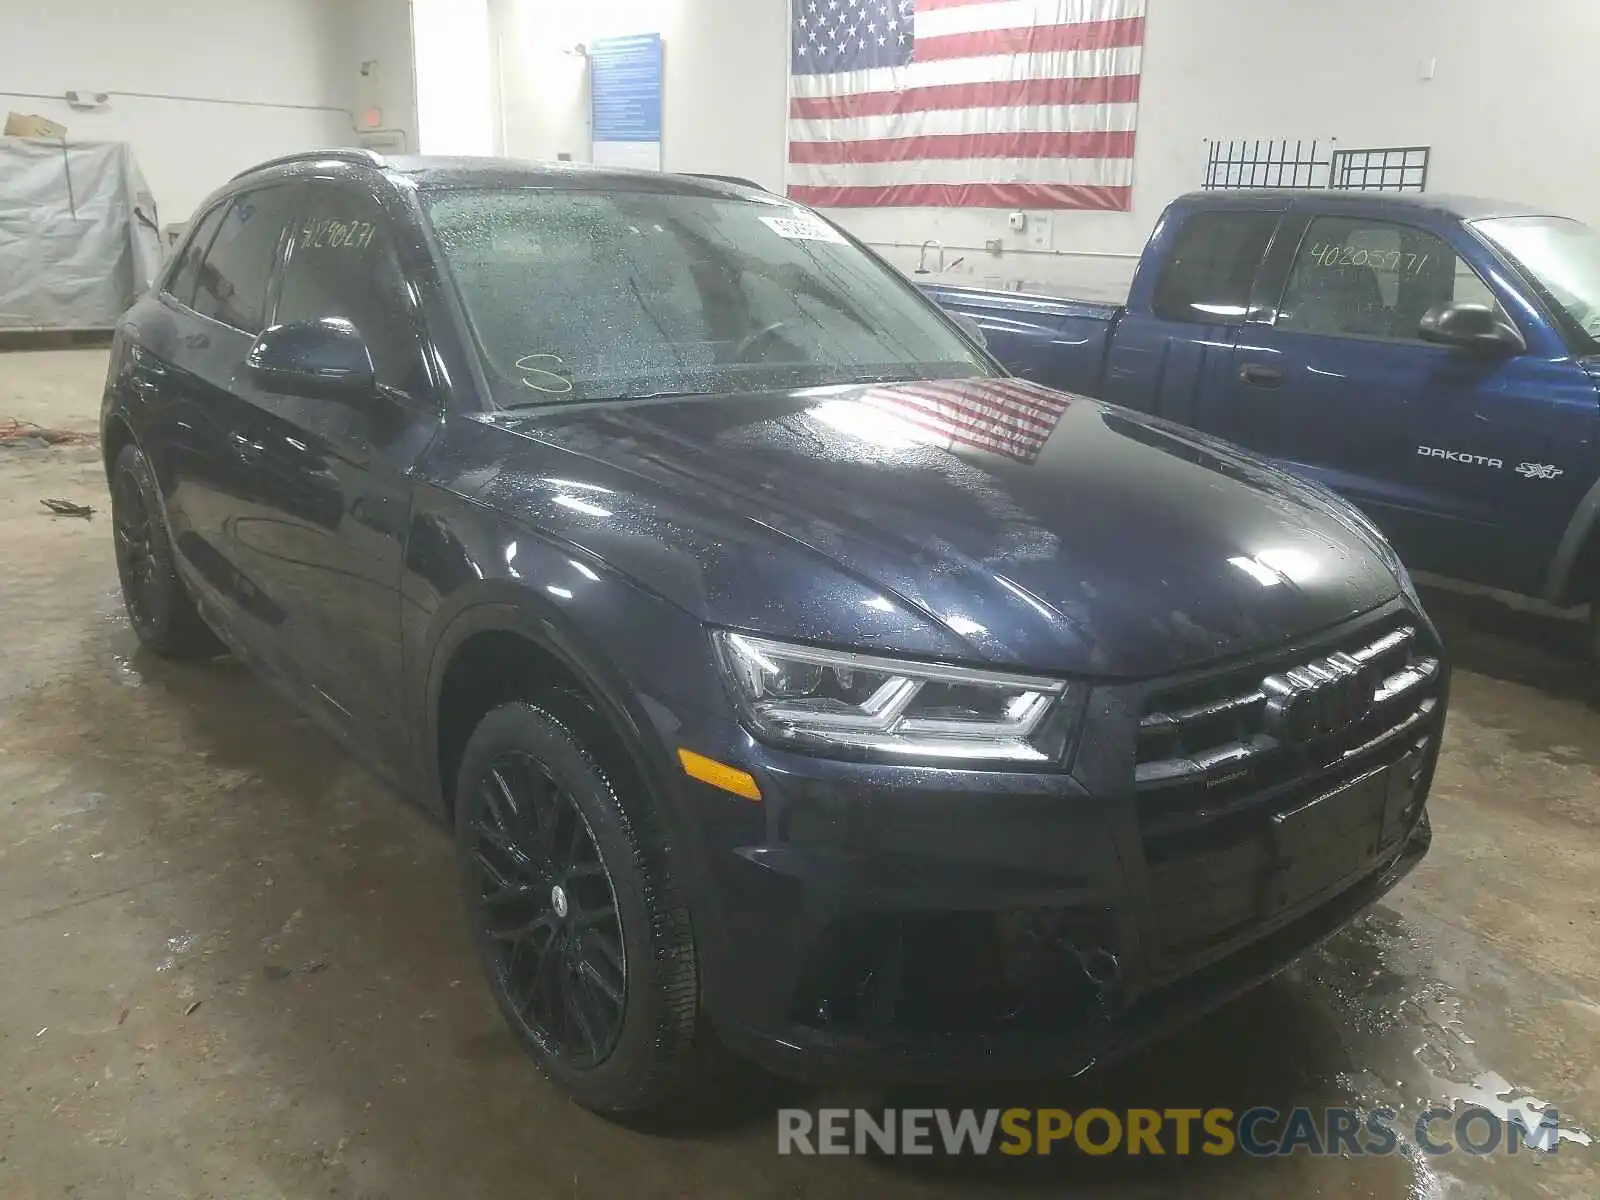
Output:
275,183,424,395
1152,212,1280,325
1474,214,1600,347
420,188,991,405
192,186,293,333
1277,216,1503,342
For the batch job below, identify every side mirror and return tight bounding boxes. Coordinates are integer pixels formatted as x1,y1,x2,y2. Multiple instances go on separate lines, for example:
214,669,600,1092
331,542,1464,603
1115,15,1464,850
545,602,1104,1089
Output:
1418,302,1526,354
952,312,989,350
246,318,376,400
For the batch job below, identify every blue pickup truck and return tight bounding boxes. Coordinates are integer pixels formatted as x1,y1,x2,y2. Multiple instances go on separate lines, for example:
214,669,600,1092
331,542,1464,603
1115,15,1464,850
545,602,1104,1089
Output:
927,191,1600,642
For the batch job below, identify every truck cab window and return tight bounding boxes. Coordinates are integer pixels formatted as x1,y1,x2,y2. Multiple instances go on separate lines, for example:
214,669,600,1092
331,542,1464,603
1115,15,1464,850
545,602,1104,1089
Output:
1277,216,1504,342
1152,212,1279,325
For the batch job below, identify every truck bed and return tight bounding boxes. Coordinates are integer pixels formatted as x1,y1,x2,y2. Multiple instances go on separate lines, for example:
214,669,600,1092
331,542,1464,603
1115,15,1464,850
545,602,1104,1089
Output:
919,281,1122,397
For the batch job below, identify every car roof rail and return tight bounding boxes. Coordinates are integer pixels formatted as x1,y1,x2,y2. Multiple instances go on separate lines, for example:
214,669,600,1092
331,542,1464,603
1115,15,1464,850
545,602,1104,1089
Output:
684,172,768,193
231,148,387,181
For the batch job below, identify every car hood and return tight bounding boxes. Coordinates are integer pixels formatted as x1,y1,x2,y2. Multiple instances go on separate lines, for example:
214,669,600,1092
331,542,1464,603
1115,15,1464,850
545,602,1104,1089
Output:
490,377,1401,677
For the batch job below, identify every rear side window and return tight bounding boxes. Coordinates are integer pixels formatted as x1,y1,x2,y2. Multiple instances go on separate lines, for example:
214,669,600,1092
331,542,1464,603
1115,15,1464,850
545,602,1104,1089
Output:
1153,212,1279,325
163,203,226,307
192,186,294,333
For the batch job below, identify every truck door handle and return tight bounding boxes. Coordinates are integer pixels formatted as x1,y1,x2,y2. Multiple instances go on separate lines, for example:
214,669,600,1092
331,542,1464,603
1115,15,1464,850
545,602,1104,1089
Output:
1239,363,1284,387
230,432,265,461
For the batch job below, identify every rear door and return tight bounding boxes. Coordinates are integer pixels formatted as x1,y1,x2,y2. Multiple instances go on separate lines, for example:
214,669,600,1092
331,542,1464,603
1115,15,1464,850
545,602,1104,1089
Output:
225,179,440,764
1218,210,1596,591
129,186,297,648
1100,208,1282,427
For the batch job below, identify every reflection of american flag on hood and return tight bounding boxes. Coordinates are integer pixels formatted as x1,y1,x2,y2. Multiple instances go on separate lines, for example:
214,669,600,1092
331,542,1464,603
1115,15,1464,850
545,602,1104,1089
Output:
859,378,1071,462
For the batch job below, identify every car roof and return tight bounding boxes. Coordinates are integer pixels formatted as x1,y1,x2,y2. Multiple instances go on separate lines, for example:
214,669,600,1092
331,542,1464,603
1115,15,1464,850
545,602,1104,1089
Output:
1175,189,1555,222
386,155,779,198
229,149,779,203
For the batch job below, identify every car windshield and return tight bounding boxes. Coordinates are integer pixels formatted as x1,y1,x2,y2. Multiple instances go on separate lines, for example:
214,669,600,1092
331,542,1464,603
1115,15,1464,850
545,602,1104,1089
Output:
1474,214,1600,343
421,186,991,404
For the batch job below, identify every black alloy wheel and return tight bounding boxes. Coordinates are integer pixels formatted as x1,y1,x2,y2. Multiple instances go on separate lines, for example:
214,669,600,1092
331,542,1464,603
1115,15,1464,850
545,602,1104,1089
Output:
467,751,628,1066
111,461,158,629
108,443,224,659
454,701,703,1116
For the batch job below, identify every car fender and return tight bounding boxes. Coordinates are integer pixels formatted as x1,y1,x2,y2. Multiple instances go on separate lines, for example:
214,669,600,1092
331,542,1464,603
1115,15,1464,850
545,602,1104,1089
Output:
417,582,733,1001
418,583,685,825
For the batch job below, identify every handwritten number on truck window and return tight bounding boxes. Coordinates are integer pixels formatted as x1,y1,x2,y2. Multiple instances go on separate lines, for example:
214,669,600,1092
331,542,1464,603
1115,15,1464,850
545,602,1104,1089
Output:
1306,244,1429,276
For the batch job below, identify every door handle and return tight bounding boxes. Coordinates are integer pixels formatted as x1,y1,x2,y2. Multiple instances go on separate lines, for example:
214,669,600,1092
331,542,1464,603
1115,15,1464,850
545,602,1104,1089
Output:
230,432,266,460
1239,363,1284,388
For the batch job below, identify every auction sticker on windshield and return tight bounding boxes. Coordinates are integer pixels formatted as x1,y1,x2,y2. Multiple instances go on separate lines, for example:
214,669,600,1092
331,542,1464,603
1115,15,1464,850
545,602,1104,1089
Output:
761,215,847,243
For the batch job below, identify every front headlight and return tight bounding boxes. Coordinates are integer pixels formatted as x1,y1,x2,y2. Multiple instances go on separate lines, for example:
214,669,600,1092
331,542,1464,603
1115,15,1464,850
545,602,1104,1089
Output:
711,631,1082,765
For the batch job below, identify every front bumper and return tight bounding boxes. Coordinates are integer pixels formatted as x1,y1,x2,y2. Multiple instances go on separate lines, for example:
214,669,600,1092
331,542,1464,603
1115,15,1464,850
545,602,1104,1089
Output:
669,600,1444,1084
718,810,1430,1084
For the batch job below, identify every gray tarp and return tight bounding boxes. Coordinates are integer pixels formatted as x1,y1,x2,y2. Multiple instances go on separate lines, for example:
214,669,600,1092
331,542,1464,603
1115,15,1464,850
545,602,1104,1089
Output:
0,138,164,329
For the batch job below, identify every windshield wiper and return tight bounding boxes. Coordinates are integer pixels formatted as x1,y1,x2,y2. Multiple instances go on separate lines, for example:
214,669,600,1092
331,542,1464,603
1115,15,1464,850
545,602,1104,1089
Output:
603,390,709,402
843,372,922,386
499,389,708,410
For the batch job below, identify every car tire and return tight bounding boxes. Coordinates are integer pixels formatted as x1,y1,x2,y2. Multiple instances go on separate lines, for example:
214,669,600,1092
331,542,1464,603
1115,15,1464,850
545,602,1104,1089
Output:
110,442,224,660
454,701,702,1117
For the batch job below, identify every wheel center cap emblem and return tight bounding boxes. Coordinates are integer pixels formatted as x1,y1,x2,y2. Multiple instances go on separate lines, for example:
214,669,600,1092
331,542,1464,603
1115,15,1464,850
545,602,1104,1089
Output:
550,885,569,919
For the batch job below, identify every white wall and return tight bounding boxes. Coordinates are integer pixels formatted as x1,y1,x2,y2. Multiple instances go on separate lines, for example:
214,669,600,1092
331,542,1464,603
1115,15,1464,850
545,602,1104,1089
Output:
493,0,788,186
0,0,360,223
490,0,1600,298
414,0,496,155
342,0,421,160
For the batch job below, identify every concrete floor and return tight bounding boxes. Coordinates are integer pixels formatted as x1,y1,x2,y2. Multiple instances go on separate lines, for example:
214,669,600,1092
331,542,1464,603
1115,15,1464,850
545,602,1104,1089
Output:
2,349,1598,1200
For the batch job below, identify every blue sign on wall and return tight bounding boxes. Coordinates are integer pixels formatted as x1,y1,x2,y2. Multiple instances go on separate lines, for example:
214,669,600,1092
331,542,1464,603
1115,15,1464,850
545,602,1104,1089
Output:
590,33,663,169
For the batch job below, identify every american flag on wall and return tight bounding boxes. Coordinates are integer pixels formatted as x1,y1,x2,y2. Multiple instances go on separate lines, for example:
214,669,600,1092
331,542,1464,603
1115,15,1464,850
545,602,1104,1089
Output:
787,0,1146,211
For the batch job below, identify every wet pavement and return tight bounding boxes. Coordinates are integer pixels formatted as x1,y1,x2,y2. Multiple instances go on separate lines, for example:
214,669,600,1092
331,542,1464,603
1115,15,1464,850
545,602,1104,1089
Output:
2,350,1598,1198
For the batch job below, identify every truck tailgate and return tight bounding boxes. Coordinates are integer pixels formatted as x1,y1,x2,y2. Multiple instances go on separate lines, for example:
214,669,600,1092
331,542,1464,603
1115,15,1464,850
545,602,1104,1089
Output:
921,282,1121,398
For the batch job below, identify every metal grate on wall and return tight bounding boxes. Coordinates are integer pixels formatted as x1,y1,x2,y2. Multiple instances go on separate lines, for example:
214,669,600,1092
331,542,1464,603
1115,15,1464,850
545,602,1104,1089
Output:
1330,146,1430,193
1203,140,1430,193
1204,139,1331,190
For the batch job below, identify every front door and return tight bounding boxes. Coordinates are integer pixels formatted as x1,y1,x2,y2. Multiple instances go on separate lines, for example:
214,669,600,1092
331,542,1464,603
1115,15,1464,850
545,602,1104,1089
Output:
227,180,441,766
1215,213,1597,593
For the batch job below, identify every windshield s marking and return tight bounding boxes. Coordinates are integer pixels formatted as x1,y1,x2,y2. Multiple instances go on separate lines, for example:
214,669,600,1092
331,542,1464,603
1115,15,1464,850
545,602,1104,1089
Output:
516,354,574,394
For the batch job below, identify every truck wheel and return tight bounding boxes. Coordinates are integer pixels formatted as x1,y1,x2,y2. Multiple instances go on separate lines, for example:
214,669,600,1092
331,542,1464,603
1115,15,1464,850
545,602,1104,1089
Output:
453,701,702,1117
110,443,224,659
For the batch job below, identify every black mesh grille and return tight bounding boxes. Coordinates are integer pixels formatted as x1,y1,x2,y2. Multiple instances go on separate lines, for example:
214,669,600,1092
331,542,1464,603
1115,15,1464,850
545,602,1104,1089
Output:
1135,613,1439,798
1128,611,1444,964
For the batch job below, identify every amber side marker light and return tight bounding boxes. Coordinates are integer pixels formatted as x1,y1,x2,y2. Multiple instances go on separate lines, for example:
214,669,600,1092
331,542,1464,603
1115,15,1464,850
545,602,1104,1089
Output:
677,748,762,802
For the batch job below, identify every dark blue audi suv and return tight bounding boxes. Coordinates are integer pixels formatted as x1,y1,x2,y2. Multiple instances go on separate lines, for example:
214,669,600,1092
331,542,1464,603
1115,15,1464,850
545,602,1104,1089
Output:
102,151,1445,1117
